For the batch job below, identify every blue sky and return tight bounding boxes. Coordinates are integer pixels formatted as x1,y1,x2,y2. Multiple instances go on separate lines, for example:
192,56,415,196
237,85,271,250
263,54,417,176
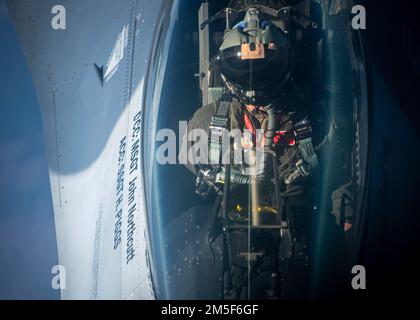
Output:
0,0,59,300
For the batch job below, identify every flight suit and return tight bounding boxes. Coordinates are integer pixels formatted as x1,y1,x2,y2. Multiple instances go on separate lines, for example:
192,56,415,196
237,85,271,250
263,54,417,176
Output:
181,97,318,241
181,96,353,233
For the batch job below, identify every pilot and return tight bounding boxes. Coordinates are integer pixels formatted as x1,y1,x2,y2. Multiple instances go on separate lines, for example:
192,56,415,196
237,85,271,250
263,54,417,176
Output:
181,5,353,243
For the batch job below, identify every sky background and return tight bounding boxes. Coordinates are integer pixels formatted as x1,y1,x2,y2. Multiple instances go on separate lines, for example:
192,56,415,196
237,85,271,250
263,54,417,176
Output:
0,0,59,300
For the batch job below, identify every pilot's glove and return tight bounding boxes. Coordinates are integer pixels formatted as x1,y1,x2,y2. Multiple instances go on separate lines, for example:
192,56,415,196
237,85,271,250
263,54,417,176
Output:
331,181,354,232
195,168,223,198
278,146,311,186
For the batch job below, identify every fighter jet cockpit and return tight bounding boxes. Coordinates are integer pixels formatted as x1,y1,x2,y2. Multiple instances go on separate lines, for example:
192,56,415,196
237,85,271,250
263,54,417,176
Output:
141,0,369,300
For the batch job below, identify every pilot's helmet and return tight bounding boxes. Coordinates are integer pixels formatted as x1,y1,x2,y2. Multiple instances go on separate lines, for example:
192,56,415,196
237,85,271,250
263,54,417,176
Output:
219,7,291,106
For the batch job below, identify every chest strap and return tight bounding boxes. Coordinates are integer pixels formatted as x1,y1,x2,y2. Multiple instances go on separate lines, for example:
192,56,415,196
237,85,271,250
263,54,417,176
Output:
209,97,231,165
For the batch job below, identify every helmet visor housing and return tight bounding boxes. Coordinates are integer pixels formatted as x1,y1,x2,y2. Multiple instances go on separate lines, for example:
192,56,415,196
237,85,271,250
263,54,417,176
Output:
219,12,291,104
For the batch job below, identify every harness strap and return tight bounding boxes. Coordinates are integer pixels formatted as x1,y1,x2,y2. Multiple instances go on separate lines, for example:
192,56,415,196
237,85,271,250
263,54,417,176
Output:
209,96,231,165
